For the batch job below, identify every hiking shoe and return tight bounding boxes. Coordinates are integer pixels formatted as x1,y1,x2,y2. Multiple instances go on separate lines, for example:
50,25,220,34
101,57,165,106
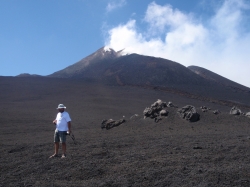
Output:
49,154,59,158
61,154,66,158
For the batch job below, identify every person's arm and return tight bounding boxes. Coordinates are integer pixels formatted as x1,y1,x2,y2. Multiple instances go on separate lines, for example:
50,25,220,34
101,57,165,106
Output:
67,121,71,134
53,113,59,125
53,119,57,125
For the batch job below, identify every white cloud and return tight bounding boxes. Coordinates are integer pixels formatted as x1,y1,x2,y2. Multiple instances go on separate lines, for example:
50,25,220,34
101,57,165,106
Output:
144,2,188,34
106,0,127,12
105,0,250,87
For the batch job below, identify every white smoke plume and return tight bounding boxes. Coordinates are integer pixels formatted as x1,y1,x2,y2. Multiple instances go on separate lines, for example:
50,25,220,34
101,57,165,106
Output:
105,0,250,87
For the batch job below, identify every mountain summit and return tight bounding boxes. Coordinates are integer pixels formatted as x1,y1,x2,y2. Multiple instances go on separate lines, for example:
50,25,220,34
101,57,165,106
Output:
48,47,124,78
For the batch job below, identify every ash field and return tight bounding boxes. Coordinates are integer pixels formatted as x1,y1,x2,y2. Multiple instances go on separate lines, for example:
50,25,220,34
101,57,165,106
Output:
1,76,250,187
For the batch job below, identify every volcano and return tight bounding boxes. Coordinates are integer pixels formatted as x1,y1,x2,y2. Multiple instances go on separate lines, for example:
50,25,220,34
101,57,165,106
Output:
47,47,250,106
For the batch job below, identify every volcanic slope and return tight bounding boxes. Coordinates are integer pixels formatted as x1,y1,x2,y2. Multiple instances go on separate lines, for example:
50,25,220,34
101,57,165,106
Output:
1,76,250,186
188,65,250,92
49,47,250,107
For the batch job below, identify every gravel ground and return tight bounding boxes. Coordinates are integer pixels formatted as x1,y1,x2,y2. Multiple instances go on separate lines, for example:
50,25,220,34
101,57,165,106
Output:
1,77,250,187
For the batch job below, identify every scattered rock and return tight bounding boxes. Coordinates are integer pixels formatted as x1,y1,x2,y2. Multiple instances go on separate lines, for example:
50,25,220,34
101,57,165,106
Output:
151,99,166,108
101,119,125,130
230,106,242,115
130,114,139,119
246,112,250,118
193,146,202,149
177,105,200,122
200,106,210,112
213,110,221,115
143,99,168,122
159,109,168,117
167,101,178,108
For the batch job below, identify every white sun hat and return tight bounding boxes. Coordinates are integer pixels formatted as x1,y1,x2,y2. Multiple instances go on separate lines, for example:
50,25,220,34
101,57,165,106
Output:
57,104,66,109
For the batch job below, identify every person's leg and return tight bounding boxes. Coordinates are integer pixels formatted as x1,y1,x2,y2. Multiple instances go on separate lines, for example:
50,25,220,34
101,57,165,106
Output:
60,131,67,158
50,131,60,158
62,143,66,155
55,142,59,154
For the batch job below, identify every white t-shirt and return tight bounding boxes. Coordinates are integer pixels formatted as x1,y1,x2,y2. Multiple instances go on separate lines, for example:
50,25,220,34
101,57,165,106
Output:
55,111,71,131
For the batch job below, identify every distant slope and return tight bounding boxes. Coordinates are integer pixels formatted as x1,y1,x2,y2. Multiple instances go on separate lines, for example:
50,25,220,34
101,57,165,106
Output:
16,73,42,77
102,53,205,86
188,66,250,92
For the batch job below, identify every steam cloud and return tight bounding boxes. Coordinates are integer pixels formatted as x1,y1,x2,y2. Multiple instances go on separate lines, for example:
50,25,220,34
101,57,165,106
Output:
105,0,250,87
106,0,127,12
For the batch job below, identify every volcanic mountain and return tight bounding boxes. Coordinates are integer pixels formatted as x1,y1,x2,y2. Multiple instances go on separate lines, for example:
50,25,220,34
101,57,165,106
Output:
48,47,250,106
49,47,204,87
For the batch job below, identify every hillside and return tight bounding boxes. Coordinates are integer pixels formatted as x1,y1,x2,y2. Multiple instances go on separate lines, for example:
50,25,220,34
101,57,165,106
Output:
188,65,250,92
1,76,250,186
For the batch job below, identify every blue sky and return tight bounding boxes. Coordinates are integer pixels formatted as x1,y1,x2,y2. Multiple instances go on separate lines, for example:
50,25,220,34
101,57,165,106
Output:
1,0,250,87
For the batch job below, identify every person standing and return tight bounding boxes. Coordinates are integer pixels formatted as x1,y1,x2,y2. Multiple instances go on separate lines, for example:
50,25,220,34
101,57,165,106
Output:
49,104,71,158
